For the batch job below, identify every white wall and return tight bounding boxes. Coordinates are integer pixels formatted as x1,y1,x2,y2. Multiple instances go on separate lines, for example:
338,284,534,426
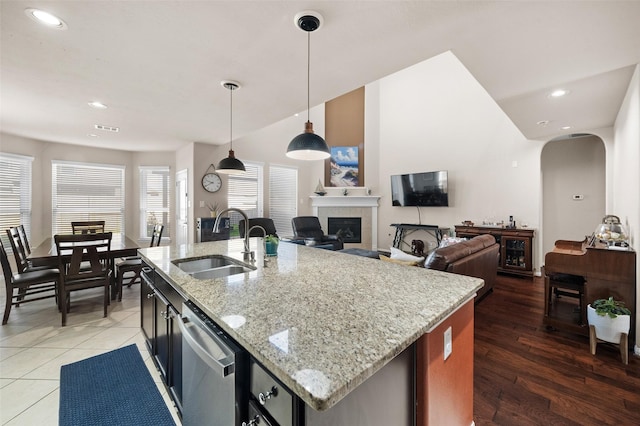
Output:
612,64,640,350
541,136,606,257
368,51,545,272
0,132,175,246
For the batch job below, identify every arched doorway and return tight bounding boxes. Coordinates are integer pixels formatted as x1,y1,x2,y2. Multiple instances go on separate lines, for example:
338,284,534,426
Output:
541,134,606,257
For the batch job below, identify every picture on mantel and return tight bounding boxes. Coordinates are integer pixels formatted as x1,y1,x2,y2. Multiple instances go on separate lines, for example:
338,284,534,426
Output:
330,146,359,187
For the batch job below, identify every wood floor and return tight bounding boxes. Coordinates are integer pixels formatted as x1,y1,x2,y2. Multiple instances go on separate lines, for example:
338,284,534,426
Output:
473,274,640,425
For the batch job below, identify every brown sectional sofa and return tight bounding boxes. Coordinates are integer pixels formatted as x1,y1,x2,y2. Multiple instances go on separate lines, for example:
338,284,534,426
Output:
424,234,499,302
340,234,499,302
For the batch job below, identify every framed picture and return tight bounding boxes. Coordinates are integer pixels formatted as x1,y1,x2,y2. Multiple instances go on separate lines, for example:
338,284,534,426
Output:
330,146,359,187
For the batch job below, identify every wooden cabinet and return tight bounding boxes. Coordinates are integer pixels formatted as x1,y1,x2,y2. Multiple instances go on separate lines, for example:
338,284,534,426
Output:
455,225,534,277
140,262,185,415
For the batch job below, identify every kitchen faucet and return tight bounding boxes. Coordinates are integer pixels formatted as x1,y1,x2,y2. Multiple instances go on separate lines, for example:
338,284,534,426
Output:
213,208,252,261
248,225,268,267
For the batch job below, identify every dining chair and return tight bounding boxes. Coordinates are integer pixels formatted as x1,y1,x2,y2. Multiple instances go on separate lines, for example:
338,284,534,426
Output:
6,227,51,273
71,220,106,234
17,224,31,255
55,232,112,326
1,238,59,325
114,224,163,301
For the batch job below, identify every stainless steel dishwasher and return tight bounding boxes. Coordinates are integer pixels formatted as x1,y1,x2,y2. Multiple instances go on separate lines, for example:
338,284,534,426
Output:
177,301,247,426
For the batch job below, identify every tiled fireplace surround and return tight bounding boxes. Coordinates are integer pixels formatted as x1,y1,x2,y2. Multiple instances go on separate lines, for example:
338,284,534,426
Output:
310,187,381,250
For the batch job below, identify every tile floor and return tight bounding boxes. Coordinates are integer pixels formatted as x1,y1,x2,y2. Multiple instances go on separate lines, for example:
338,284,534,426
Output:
0,284,182,425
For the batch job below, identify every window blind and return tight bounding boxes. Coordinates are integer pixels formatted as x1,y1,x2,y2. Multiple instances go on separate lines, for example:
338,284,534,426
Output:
227,162,263,236
269,165,297,237
140,166,171,240
52,161,125,235
0,153,33,249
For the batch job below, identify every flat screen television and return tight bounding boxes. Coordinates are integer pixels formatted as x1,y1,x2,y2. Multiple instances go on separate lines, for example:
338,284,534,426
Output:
390,171,449,207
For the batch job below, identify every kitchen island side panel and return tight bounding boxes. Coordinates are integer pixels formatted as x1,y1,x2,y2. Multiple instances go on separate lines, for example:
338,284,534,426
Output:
416,299,474,426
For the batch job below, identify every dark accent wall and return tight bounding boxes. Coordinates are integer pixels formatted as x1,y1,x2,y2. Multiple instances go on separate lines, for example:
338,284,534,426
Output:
324,86,365,186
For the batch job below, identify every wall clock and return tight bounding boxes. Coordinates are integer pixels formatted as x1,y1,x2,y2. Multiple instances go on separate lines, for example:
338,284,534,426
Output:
202,165,222,193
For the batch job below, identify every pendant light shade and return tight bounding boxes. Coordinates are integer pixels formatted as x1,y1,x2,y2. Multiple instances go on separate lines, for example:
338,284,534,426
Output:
217,81,245,174
286,11,330,161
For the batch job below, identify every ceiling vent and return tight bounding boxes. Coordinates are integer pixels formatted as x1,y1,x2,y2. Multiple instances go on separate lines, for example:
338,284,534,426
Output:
94,124,119,132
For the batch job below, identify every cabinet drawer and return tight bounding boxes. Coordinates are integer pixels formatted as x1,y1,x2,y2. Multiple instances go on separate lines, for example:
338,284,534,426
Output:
250,359,293,426
248,400,276,426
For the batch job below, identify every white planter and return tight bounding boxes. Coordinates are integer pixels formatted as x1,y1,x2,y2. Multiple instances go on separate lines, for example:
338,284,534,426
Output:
587,304,630,343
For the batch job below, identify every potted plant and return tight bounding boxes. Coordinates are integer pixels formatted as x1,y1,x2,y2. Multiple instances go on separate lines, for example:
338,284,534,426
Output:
265,234,279,256
205,202,219,218
587,296,631,363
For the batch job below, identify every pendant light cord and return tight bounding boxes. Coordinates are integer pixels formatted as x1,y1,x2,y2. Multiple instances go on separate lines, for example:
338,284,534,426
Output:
229,85,234,150
307,31,311,122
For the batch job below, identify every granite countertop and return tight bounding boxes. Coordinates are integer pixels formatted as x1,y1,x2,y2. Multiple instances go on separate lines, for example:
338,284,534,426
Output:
139,239,483,411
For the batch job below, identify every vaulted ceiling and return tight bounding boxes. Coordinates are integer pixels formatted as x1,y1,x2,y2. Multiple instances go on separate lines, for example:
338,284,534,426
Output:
2,1,639,152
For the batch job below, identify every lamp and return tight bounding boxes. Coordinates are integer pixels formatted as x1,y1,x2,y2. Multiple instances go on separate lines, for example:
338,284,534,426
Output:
217,80,245,174
286,11,331,161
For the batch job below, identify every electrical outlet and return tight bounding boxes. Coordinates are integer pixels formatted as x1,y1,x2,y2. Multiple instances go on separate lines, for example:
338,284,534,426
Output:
444,326,452,360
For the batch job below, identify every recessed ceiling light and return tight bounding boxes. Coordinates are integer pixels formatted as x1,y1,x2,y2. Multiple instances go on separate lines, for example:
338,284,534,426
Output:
25,8,67,29
536,120,550,127
549,89,570,98
88,101,108,109
561,126,572,130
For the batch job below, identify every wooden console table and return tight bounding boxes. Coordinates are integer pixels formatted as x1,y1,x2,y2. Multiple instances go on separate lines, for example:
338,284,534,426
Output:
391,223,449,251
455,225,534,277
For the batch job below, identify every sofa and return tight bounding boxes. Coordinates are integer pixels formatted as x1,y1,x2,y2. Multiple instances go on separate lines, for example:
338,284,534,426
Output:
423,234,499,301
341,234,499,302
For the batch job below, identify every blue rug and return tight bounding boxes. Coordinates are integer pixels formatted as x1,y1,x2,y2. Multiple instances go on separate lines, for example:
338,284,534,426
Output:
59,344,176,426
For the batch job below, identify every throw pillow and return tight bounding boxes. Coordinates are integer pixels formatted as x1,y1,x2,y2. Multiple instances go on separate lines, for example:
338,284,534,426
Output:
438,236,466,248
380,254,422,267
389,247,425,264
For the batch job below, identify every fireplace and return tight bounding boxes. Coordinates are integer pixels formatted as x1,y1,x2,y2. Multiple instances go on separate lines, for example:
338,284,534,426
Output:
328,217,362,243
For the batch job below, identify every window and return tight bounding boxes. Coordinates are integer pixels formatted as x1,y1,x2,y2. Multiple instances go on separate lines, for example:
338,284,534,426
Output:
52,161,125,235
140,166,171,240
269,165,297,236
227,162,263,236
0,153,33,248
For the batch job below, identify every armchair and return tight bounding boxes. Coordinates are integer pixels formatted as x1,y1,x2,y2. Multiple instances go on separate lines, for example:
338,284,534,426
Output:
291,216,344,251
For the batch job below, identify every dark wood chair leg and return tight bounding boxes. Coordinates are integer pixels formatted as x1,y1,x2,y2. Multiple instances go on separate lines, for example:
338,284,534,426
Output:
116,272,123,302
103,285,108,318
3,292,12,325
62,291,68,326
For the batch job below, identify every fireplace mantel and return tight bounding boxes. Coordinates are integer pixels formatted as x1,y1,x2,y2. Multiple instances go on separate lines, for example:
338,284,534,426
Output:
310,194,381,250
310,195,380,208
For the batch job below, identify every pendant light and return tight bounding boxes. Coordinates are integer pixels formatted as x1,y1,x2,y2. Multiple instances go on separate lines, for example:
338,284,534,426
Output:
286,11,331,161
217,80,246,174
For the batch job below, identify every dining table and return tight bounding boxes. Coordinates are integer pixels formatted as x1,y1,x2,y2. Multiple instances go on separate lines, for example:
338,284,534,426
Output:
28,233,140,300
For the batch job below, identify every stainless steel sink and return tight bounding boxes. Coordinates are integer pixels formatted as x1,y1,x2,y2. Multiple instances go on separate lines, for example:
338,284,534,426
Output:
173,255,254,279
190,265,253,280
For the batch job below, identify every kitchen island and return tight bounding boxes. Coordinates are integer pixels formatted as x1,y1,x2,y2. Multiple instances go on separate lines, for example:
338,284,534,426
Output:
139,238,483,425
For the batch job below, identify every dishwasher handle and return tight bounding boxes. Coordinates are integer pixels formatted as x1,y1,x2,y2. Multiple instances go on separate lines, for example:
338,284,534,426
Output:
175,309,236,377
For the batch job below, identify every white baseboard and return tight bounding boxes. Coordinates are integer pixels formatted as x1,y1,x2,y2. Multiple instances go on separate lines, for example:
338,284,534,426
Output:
634,344,640,357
